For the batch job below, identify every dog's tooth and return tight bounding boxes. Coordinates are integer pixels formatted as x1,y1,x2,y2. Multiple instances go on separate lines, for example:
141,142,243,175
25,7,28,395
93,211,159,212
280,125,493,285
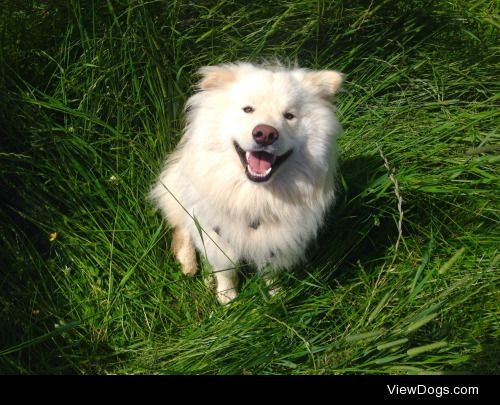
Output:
247,163,272,179
245,151,250,162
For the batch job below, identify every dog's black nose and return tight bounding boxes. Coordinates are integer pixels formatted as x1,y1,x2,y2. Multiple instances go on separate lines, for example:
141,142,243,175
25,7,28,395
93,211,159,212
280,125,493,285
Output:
252,124,279,146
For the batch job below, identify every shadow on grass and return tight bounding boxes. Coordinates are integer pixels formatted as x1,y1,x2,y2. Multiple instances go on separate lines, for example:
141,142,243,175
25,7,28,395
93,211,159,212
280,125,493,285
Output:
309,153,398,284
472,341,500,375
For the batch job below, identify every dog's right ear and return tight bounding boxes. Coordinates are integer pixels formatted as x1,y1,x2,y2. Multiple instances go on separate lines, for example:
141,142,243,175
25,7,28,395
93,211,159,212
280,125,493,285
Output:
197,65,237,90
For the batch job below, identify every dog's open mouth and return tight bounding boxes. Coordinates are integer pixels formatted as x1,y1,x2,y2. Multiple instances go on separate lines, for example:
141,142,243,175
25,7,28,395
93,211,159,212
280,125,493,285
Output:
234,141,293,183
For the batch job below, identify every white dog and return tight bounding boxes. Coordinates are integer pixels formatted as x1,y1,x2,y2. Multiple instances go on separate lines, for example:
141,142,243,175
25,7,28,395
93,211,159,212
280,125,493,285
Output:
150,62,342,303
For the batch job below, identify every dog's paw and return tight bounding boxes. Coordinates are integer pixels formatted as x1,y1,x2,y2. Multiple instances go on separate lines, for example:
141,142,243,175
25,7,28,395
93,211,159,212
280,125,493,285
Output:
178,248,198,277
181,261,198,277
216,288,238,305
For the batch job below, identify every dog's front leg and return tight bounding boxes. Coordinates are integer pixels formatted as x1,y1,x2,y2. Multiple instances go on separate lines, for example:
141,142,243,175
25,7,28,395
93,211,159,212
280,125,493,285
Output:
213,266,239,304
172,227,198,276
203,241,239,305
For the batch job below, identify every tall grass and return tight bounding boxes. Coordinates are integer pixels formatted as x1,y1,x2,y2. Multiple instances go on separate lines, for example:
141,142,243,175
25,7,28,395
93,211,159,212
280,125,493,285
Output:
0,0,498,374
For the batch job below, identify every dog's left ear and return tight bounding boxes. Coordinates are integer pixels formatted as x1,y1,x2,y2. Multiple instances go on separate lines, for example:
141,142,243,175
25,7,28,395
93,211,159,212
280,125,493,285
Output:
303,70,343,98
198,65,237,91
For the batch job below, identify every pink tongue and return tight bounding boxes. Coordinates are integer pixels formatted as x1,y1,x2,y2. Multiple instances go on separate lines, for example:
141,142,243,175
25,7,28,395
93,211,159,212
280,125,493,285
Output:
247,151,274,174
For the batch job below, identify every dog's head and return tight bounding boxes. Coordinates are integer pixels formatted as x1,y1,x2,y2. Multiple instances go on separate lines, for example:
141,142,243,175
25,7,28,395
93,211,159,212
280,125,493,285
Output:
186,63,342,184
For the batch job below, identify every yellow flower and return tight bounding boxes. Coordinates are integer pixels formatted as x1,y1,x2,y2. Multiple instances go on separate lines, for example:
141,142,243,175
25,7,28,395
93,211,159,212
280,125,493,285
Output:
49,232,57,242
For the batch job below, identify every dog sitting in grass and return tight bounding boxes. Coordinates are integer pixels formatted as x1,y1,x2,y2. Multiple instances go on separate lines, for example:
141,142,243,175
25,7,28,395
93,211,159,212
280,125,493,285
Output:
150,62,342,304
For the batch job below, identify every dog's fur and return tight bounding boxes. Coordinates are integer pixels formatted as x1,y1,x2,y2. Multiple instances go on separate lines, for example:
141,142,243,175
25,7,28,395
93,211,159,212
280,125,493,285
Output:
150,62,342,303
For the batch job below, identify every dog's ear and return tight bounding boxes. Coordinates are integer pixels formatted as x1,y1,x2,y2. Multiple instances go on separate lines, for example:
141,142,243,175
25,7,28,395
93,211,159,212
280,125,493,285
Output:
198,65,237,90
303,70,343,98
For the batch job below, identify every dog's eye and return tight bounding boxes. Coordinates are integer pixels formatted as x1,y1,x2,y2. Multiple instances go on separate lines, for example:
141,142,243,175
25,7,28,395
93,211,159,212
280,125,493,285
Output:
242,106,254,113
283,112,295,120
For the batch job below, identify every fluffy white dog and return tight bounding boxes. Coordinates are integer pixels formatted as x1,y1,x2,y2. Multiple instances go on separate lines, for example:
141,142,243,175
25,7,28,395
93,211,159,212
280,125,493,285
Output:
150,62,342,303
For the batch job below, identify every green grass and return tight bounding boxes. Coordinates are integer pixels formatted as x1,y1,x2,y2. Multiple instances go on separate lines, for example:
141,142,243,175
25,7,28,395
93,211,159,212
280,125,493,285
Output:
0,0,498,374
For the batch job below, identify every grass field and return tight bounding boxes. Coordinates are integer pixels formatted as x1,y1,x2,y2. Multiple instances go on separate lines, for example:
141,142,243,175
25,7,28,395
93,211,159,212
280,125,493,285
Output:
0,0,498,374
